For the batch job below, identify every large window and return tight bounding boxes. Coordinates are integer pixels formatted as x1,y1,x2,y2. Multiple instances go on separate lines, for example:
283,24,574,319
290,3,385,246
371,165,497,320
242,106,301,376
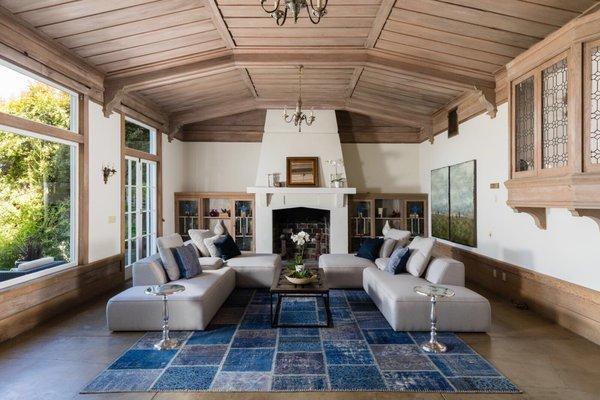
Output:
0,62,78,285
124,118,158,267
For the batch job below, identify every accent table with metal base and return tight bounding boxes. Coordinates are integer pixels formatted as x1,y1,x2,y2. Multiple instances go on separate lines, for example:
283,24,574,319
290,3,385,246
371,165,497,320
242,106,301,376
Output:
145,284,185,350
414,285,455,353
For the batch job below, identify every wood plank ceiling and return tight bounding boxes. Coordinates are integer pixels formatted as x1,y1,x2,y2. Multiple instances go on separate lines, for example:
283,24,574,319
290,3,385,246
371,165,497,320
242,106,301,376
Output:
0,0,596,142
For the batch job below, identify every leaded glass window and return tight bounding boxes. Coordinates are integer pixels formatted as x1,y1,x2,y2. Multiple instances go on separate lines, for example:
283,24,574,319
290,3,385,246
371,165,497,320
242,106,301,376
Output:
542,59,568,169
515,77,535,172
591,46,600,164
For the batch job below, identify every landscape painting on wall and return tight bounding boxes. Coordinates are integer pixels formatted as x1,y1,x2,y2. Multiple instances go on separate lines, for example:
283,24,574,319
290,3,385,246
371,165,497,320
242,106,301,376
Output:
449,160,477,247
430,160,477,247
431,167,450,240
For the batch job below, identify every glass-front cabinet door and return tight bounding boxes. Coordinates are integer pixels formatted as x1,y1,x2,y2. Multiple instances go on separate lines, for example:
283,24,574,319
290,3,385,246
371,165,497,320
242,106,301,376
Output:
177,199,199,240
234,200,254,251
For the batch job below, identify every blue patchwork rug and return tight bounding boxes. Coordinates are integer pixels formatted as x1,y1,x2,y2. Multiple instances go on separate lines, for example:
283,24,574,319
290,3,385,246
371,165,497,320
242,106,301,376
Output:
83,289,519,393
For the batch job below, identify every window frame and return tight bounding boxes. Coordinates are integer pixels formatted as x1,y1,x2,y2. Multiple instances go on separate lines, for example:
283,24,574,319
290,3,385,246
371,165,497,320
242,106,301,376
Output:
124,116,157,156
0,124,79,290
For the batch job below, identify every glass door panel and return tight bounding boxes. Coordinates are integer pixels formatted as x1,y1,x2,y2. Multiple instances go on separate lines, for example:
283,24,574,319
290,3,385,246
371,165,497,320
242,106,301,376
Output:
234,200,253,251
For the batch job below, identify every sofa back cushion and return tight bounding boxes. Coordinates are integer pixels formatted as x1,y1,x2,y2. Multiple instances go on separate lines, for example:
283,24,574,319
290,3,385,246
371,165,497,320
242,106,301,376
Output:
156,233,184,281
425,257,465,286
189,229,215,257
379,238,397,258
172,244,202,279
385,229,411,247
132,253,168,286
406,236,436,277
204,234,226,257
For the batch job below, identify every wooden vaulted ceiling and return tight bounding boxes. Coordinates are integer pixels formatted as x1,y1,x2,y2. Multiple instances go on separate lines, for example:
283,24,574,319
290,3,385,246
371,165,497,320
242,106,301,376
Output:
0,0,597,142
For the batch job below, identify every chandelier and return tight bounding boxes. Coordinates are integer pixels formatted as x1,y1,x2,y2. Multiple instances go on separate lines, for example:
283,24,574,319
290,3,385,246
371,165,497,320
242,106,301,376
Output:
260,0,328,26
283,65,315,132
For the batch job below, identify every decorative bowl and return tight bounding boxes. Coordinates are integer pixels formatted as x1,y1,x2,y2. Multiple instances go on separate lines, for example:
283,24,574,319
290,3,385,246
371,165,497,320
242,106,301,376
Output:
285,273,317,285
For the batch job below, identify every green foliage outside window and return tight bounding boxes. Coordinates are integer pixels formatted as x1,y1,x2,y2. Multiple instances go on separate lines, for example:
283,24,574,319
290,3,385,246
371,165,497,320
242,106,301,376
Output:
0,83,73,270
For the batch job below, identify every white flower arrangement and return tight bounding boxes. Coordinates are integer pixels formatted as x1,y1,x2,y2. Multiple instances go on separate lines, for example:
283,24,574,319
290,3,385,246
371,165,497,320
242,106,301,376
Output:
291,231,310,246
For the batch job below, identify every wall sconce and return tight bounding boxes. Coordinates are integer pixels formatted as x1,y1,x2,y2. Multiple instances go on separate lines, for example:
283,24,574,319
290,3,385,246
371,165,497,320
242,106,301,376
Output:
102,164,117,184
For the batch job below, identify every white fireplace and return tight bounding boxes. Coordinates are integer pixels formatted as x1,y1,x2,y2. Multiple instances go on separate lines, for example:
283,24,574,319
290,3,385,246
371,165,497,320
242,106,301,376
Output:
247,110,356,254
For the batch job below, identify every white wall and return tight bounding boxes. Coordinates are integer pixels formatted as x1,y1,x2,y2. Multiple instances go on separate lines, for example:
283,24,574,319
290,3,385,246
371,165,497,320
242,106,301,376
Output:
342,143,420,192
419,103,600,291
183,142,261,192
87,101,121,262
162,137,186,235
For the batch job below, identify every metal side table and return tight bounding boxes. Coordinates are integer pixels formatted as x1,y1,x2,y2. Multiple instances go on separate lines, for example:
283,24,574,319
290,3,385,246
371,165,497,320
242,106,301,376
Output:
145,284,185,350
414,285,455,353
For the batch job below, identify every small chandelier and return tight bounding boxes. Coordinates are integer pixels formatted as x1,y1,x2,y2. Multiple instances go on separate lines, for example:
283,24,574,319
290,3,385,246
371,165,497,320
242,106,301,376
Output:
283,65,315,132
261,0,328,26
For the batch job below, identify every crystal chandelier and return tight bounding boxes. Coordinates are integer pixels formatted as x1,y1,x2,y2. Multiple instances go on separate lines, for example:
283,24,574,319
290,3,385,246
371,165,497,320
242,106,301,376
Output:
283,65,315,132
260,0,328,26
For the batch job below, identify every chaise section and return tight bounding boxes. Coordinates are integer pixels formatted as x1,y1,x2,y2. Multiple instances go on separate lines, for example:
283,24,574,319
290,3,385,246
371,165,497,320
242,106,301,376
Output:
225,253,281,288
363,265,491,332
107,267,235,331
319,254,376,288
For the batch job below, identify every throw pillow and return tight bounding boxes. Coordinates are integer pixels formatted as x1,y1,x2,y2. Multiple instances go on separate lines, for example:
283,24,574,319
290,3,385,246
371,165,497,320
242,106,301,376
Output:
214,220,228,235
189,229,214,257
171,244,202,279
379,238,397,258
385,246,413,275
156,233,184,281
406,236,436,277
356,237,384,261
214,234,242,260
385,229,411,248
204,234,225,257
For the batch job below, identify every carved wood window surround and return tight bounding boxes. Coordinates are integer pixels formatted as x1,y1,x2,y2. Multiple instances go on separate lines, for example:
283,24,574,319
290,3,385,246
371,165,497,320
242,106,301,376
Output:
505,12,600,230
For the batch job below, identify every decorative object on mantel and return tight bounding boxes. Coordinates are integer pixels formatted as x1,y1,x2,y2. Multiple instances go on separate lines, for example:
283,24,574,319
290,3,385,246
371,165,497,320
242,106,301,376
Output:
267,173,281,187
261,0,327,26
283,66,315,132
102,164,117,184
326,159,345,188
286,156,319,187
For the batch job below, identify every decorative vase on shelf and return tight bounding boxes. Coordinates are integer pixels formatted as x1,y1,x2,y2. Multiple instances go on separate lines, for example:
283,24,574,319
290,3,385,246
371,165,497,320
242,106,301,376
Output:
209,209,219,217
382,220,391,236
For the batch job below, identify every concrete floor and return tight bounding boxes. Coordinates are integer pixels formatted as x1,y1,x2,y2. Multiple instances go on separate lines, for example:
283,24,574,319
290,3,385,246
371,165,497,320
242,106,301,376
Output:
0,284,598,400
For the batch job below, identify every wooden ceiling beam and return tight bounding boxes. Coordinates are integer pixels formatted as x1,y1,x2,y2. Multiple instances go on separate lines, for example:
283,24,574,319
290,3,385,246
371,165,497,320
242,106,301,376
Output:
345,99,431,129
203,0,236,48
365,0,396,48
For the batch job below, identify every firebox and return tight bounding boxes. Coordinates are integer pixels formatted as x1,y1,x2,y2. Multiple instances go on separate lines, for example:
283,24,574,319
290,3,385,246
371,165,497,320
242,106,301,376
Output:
272,207,330,260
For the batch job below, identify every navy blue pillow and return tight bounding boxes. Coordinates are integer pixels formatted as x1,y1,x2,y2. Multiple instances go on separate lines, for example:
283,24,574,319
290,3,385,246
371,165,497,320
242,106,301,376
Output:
356,237,384,261
214,234,241,261
385,247,412,274
171,244,201,279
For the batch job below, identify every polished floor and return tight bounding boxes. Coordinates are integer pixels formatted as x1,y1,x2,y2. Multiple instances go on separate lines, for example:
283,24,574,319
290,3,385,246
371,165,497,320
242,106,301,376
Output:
0,284,598,400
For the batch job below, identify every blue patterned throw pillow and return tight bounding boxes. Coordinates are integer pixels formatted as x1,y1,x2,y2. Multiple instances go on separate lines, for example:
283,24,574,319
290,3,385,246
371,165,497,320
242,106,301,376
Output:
171,244,202,279
385,246,412,274
356,237,385,261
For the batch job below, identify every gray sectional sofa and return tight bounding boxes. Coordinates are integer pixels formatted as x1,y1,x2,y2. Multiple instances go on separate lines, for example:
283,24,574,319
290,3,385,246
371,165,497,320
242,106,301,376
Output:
107,231,491,333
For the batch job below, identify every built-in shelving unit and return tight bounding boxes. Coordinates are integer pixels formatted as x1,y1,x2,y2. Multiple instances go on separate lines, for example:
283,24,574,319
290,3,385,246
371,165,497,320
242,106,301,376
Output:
505,12,600,229
175,192,255,251
348,193,428,252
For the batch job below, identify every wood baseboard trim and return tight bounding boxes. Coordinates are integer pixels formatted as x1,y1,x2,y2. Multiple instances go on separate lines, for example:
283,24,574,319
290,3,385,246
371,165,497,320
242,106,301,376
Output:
434,242,600,345
0,254,124,343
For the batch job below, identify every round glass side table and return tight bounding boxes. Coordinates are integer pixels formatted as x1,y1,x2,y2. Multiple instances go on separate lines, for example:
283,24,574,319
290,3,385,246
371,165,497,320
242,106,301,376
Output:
414,285,455,353
145,284,185,350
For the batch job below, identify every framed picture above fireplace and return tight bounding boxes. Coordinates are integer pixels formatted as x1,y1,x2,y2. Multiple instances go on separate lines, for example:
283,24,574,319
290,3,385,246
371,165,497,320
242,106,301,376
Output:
286,157,319,187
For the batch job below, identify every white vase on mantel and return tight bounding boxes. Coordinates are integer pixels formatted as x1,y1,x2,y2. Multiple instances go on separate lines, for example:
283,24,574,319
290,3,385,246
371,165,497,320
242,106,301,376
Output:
382,220,391,236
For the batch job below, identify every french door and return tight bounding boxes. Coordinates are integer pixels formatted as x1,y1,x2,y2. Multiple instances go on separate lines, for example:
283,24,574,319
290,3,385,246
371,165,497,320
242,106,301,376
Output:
124,157,157,267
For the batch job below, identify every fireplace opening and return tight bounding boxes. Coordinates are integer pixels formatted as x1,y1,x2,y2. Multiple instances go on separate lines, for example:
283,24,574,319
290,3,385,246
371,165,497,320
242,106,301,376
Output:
273,207,330,261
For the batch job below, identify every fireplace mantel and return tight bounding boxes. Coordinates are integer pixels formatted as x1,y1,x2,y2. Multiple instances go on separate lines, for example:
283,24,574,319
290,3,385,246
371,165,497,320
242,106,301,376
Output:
247,186,356,208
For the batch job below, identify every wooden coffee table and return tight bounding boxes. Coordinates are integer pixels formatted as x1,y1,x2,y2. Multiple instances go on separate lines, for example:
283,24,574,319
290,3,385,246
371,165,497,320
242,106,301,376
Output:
270,266,332,328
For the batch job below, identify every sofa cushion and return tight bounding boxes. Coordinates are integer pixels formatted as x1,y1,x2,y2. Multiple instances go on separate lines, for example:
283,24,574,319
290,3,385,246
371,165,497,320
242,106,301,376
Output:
199,257,224,270
156,233,184,281
214,234,241,260
171,244,201,279
379,238,397,258
319,254,375,289
406,236,435,277
204,234,225,257
385,229,411,248
356,237,384,261
225,253,280,268
425,257,465,286
189,229,215,257
374,258,388,270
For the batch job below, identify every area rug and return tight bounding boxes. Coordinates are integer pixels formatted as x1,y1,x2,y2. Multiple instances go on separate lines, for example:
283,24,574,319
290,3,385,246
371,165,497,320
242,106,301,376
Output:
83,289,519,393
